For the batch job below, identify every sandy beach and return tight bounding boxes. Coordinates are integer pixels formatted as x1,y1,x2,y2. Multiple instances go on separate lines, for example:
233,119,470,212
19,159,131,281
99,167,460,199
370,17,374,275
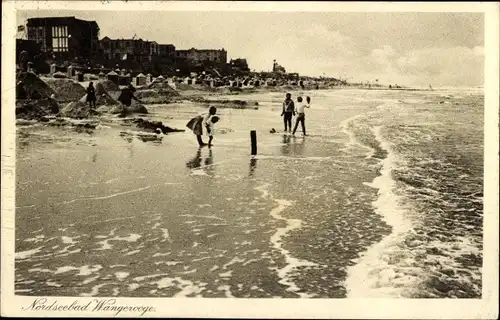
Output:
14,85,484,298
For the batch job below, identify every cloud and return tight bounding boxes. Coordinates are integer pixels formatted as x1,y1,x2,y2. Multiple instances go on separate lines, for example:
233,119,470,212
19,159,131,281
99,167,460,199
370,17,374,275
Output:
315,44,484,87
393,46,484,86
266,24,484,87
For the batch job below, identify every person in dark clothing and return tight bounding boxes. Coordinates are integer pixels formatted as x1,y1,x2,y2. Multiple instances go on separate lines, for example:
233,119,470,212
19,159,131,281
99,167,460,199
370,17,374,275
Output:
86,82,97,108
19,50,29,72
281,93,295,132
118,84,140,106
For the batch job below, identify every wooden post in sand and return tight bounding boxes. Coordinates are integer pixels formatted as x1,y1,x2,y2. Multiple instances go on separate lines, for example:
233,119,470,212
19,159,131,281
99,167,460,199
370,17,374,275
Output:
250,130,257,156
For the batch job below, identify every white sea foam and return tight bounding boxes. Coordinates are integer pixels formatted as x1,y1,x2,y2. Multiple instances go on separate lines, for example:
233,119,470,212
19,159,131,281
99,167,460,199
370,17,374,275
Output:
80,283,108,297
160,228,172,243
190,170,208,176
81,275,99,285
217,285,234,297
24,235,45,243
28,267,51,273
345,126,414,298
154,277,207,297
16,247,43,260
60,186,152,204
255,184,317,298
115,272,130,280
54,264,102,276
46,280,62,287
95,233,141,251
222,257,245,269
125,250,141,256
61,236,78,244
253,155,331,161
219,270,233,278
180,214,226,222
339,114,368,150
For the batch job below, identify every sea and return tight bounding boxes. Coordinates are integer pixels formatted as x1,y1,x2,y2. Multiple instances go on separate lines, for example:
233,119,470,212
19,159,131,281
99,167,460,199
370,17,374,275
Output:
14,87,484,298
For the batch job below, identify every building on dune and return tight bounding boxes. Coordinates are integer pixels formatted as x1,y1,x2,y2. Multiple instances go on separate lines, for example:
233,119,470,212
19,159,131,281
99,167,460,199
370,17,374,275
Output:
176,48,228,63
26,16,100,60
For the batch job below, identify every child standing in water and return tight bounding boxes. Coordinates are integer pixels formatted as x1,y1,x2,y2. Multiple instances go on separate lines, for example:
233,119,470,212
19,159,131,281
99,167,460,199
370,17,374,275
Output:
206,115,219,147
186,106,217,146
281,93,295,132
292,96,310,136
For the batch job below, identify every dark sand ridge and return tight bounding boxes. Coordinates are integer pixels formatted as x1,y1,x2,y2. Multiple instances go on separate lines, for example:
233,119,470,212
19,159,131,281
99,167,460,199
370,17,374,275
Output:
15,73,146,121
16,72,55,100
43,78,87,103
135,81,180,104
98,79,120,92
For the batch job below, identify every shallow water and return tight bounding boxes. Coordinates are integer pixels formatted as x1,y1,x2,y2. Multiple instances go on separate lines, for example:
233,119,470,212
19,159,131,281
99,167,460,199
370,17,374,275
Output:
15,88,483,298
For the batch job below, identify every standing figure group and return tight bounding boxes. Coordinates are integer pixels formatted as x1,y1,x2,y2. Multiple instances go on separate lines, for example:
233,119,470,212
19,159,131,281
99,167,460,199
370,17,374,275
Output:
186,93,312,148
281,92,311,136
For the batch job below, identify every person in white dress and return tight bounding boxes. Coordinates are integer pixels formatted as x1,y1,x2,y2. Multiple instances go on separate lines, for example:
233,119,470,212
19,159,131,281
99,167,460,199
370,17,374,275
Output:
186,106,217,146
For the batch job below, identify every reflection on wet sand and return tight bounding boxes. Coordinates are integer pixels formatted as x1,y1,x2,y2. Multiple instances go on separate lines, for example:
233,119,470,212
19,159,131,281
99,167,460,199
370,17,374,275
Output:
186,148,203,169
186,148,215,174
281,134,291,155
291,136,306,155
249,158,258,177
280,134,306,156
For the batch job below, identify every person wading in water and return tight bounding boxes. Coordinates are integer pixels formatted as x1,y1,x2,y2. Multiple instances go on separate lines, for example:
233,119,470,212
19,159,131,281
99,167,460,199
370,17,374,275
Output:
186,106,218,147
281,93,295,132
292,96,310,136
118,84,141,106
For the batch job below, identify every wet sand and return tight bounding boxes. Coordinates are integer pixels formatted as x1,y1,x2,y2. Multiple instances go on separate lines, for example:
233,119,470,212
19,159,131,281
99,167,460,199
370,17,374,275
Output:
15,88,483,298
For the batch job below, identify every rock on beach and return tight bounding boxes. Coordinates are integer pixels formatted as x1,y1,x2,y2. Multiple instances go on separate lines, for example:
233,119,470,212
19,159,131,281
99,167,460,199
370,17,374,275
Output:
16,98,60,120
60,101,100,119
43,78,87,103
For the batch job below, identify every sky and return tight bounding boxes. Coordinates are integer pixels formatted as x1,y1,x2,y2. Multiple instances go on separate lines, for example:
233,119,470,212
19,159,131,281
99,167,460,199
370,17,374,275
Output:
17,10,484,87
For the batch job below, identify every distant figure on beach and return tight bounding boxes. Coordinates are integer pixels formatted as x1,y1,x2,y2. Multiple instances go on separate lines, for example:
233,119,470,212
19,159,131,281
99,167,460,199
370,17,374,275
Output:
186,106,217,146
292,96,310,136
118,84,141,106
86,82,96,108
281,93,295,132
19,50,29,72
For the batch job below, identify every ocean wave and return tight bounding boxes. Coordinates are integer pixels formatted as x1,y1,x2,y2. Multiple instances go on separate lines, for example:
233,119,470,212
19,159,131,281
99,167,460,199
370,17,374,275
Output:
345,126,415,298
345,97,483,298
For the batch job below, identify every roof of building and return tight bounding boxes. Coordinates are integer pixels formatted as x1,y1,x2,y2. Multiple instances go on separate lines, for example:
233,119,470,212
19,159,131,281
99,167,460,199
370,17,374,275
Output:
27,16,99,30
177,48,227,53
100,37,146,42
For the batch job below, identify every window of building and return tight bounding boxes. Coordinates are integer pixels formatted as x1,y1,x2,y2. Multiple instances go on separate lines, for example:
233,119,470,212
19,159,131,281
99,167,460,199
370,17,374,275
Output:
30,26,46,51
51,26,68,52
